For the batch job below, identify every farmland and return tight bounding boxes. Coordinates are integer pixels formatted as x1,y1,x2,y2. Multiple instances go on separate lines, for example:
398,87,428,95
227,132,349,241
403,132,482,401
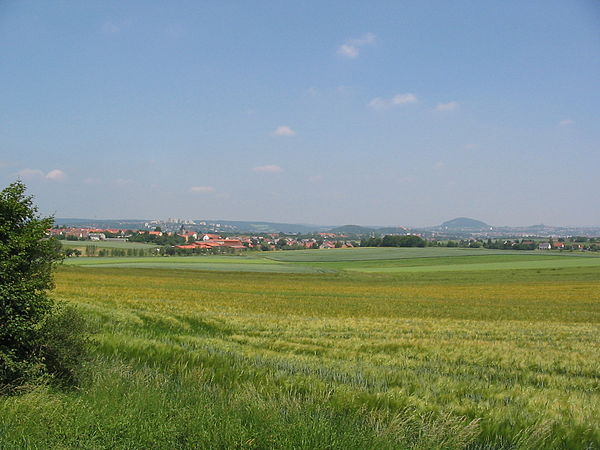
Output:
1,248,599,448
59,239,160,250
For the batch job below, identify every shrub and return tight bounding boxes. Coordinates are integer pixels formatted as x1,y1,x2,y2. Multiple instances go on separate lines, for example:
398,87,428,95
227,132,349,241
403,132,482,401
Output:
0,181,88,392
37,304,90,387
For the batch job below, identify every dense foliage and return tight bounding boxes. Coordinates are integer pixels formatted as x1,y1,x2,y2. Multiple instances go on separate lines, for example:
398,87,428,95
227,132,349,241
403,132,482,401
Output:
0,181,86,391
128,231,185,246
361,234,426,247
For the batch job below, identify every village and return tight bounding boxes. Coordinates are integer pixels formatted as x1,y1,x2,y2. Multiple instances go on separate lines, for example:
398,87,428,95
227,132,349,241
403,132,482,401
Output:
47,226,600,254
47,227,357,252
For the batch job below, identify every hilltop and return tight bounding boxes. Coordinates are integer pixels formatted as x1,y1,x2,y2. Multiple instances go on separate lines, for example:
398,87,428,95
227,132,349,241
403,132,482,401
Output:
440,217,491,230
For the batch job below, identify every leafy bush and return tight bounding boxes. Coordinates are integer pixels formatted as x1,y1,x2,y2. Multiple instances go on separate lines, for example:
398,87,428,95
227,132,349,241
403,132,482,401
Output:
37,304,90,388
0,181,88,392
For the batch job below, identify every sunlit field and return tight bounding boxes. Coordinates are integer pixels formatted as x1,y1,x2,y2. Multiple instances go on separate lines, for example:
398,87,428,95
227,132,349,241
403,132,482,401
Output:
1,248,599,448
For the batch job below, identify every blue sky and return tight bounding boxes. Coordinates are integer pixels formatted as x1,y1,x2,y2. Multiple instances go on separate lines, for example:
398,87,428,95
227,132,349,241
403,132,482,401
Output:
1,1,599,226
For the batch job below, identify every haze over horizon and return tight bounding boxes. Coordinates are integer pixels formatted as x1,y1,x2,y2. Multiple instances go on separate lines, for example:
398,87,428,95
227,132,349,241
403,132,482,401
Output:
1,1,599,227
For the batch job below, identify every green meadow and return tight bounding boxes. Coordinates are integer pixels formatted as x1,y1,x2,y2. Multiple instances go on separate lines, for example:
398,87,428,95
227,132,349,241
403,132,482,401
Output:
263,247,526,262
1,248,599,448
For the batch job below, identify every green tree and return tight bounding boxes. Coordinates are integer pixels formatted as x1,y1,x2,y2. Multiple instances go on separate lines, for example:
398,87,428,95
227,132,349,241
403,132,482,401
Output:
0,181,64,387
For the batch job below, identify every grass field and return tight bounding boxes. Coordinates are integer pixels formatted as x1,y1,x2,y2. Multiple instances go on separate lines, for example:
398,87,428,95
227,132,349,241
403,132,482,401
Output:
64,247,600,275
1,248,599,448
65,256,331,273
263,247,528,262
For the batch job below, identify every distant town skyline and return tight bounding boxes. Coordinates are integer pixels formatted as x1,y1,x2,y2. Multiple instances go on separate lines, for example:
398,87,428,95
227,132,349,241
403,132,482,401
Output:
1,1,599,227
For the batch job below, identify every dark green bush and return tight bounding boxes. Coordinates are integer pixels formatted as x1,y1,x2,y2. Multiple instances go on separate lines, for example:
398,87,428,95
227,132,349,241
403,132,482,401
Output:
37,304,90,388
0,181,88,392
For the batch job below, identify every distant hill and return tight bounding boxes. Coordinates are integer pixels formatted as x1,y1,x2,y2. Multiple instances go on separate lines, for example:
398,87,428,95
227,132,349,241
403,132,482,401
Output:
441,217,490,230
328,225,375,234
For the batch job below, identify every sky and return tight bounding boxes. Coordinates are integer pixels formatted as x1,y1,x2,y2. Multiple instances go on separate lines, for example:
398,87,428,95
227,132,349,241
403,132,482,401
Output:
1,1,599,227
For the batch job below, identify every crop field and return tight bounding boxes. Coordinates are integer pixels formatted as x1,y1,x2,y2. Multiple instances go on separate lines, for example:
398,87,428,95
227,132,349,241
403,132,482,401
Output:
59,239,160,250
1,249,599,448
65,256,331,273
263,247,528,262
64,247,600,275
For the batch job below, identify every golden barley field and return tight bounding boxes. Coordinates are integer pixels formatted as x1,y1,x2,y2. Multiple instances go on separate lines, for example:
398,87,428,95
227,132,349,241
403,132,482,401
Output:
1,250,599,449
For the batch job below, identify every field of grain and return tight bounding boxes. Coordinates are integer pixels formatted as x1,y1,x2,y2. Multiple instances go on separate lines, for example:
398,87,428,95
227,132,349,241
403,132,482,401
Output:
65,256,330,273
59,239,160,249
1,249,599,448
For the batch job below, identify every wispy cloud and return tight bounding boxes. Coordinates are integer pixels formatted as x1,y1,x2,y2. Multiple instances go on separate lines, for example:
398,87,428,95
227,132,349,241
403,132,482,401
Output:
273,125,296,137
45,169,66,181
368,93,418,110
435,101,460,112
253,164,283,174
392,93,418,105
190,186,216,193
336,85,353,95
559,119,574,126
18,168,67,181
434,160,446,170
367,97,388,110
398,176,416,184
0,160,13,168
112,178,134,186
102,21,120,34
337,44,359,59
18,168,45,178
337,32,376,59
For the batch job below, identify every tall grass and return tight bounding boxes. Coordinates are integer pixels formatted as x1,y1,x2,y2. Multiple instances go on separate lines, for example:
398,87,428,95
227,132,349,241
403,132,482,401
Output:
1,264,598,448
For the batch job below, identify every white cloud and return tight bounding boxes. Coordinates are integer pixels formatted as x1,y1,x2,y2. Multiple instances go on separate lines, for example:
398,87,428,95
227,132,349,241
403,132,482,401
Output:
190,186,216,193
17,168,66,181
337,44,359,58
18,168,45,179
337,33,376,59
434,161,446,170
253,164,283,174
435,101,460,112
273,125,296,137
367,97,388,110
350,32,376,46
45,169,66,181
392,93,418,105
306,87,318,96
308,175,324,183
559,119,574,126
368,93,418,110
